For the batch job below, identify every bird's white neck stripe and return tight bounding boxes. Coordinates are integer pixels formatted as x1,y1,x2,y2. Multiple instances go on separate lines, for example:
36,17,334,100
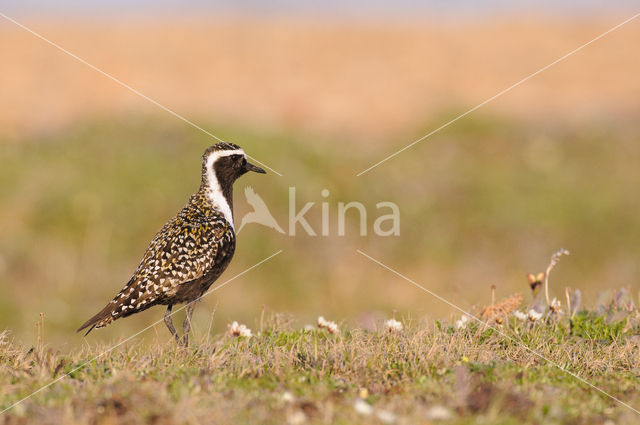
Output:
205,149,245,229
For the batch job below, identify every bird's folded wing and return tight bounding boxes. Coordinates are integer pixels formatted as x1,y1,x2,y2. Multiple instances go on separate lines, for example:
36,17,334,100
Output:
115,217,231,309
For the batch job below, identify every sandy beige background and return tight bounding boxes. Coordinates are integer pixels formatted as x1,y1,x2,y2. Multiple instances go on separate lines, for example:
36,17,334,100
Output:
1,16,639,142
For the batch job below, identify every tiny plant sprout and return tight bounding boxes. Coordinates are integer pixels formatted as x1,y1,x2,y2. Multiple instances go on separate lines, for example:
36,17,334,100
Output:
544,249,570,306
527,272,545,295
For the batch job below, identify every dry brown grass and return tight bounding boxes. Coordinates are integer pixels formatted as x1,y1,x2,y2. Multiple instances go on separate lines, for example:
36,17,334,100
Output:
480,293,523,324
1,310,639,424
1,16,639,142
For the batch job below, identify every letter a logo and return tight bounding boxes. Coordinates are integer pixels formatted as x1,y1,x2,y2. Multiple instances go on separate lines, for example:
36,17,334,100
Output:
237,186,285,234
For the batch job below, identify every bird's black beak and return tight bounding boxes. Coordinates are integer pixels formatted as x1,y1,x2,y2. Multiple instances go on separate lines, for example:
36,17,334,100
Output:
245,162,266,174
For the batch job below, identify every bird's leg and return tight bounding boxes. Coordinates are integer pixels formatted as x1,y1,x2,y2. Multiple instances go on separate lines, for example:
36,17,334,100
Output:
164,305,180,344
181,301,197,347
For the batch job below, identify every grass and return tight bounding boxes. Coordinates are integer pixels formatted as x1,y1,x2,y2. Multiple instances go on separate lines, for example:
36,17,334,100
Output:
1,304,639,425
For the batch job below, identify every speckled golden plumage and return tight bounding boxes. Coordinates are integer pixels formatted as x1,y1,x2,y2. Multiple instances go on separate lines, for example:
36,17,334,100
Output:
77,142,266,345
103,192,235,321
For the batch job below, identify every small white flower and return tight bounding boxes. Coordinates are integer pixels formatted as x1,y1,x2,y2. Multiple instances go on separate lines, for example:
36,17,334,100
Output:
455,315,469,329
317,316,338,334
353,399,374,416
287,410,306,425
527,309,543,321
326,322,338,334
424,405,453,421
384,319,403,332
513,310,528,321
281,391,295,403
550,297,563,314
376,409,397,424
228,321,252,338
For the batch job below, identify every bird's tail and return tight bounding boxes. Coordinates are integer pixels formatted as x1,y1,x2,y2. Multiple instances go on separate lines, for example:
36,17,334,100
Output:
76,302,116,336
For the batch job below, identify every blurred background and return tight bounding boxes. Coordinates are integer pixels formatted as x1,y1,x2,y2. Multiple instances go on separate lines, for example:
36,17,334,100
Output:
1,1,639,347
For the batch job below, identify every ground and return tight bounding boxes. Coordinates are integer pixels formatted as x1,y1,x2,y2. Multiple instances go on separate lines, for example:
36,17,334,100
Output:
1,306,639,425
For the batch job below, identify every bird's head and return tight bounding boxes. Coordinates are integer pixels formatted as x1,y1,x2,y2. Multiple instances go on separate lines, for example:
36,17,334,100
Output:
202,143,266,189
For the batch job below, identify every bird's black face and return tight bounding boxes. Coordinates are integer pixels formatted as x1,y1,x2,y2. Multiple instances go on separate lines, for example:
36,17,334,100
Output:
213,154,266,184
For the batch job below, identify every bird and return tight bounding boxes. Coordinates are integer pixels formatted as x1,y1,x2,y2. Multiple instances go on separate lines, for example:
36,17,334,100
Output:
237,186,285,234
77,142,266,346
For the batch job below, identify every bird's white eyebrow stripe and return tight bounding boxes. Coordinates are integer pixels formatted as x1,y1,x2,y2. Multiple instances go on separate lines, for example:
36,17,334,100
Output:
208,149,246,162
